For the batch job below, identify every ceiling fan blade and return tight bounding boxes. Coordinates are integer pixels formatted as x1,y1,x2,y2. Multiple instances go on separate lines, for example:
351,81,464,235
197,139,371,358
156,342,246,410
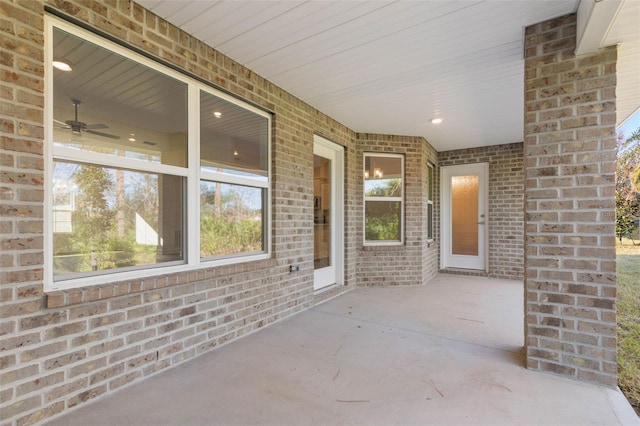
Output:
53,118,68,126
86,129,121,140
61,99,117,138
85,123,108,130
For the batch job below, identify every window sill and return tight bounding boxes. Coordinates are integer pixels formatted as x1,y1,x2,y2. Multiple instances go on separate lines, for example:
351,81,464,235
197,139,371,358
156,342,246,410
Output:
361,244,405,251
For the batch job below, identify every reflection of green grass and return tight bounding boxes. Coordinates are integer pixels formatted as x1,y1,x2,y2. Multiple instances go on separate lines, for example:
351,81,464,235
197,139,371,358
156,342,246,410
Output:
200,217,262,257
53,246,158,276
617,238,640,415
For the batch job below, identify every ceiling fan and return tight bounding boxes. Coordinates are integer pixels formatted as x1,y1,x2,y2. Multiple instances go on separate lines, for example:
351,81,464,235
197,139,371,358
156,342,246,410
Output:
54,99,120,140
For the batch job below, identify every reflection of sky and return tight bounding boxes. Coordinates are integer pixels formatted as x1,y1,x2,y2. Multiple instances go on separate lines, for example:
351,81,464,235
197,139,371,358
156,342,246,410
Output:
201,165,267,182
200,181,262,211
364,178,400,197
365,180,385,193
53,161,77,180
53,161,262,213
618,109,639,140
53,162,159,210
53,141,161,164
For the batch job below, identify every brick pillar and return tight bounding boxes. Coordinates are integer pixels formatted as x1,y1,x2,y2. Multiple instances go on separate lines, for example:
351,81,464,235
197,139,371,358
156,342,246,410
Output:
523,13,617,386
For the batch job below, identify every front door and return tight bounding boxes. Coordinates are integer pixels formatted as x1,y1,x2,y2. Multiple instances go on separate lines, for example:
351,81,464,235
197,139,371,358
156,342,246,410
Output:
441,163,488,271
313,135,344,291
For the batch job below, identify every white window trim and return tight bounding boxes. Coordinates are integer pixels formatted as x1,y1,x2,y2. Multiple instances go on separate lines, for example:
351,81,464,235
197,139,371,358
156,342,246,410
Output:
427,162,434,242
363,153,405,246
52,147,190,177
44,16,271,291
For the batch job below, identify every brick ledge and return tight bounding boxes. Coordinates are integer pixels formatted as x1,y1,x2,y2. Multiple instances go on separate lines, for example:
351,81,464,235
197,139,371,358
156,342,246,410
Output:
46,258,279,308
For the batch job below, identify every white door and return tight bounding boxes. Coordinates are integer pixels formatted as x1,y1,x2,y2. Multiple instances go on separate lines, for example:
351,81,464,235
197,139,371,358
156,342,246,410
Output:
313,135,344,291
441,163,488,271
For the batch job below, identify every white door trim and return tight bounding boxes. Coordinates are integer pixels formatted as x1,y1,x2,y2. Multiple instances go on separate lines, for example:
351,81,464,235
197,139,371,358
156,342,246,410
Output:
440,163,489,271
313,135,344,291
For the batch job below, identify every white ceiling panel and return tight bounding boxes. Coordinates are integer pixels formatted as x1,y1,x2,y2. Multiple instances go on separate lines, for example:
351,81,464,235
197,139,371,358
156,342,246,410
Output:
604,0,640,126
192,1,300,47
144,0,188,21
236,2,422,67
137,0,639,151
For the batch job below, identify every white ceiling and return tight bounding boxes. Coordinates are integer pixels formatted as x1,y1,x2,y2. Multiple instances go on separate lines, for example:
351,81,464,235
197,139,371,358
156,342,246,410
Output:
137,0,640,151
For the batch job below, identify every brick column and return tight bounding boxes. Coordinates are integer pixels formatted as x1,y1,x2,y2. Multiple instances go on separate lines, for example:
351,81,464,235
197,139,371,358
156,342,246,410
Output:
523,14,617,386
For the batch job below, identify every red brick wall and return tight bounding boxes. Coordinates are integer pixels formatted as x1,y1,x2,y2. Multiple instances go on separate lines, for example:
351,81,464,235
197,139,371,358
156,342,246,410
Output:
523,13,618,386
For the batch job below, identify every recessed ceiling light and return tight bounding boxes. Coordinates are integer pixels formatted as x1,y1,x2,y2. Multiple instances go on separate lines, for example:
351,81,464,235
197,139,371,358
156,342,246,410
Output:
213,111,222,119
52,60,72,72
431,118,443,125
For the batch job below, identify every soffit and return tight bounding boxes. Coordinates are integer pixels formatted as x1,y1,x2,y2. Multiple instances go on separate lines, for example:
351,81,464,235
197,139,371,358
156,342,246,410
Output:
136,0,638,151
603,0,640,126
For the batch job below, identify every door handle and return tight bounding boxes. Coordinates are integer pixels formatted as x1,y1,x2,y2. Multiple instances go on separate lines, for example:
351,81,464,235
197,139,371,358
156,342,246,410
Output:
478,221,485,225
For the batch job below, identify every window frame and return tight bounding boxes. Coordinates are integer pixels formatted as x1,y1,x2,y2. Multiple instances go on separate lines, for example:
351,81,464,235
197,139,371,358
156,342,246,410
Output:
363,153,405,246
427,162,435,242
44,16,272,291
197,87,271,261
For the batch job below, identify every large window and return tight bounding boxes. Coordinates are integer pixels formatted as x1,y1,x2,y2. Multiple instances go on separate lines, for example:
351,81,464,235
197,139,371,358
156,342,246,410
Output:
47,19,270,289
363,154,404,244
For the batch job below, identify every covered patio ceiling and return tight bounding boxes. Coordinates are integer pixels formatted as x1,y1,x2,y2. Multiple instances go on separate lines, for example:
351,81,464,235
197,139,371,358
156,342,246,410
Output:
137,0,640,152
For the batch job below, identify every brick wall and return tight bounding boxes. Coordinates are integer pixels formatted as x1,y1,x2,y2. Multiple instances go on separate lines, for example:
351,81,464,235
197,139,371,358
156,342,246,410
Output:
355,133,439,287
1,2,619,424
523,13,618,386
439,143,525,280
0,1,364,424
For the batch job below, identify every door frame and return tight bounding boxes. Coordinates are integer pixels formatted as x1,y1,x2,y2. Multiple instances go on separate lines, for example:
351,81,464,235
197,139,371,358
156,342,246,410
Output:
440,162,489,271
313,135,344,291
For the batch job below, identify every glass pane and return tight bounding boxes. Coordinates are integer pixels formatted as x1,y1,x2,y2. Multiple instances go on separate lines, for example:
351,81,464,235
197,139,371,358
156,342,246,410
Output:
52,28,188,167
200,181,264,258
427,202,434,240
314,155,331,269
427,165,434,200
364,156,402,197
365,201,401,241
53,161,184,279
200,91,268,181
451,175,478,255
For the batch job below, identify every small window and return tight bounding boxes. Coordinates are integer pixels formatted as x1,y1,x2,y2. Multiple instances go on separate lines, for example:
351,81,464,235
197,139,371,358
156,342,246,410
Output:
363,154,404,244
427,163,434,241
199,90,269,259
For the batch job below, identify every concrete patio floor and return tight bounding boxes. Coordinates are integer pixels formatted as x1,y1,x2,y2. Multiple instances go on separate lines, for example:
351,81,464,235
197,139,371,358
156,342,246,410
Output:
45,275,639,426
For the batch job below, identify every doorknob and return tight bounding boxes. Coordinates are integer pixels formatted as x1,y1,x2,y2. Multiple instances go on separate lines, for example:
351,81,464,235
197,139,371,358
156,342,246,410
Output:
478,221,485,225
